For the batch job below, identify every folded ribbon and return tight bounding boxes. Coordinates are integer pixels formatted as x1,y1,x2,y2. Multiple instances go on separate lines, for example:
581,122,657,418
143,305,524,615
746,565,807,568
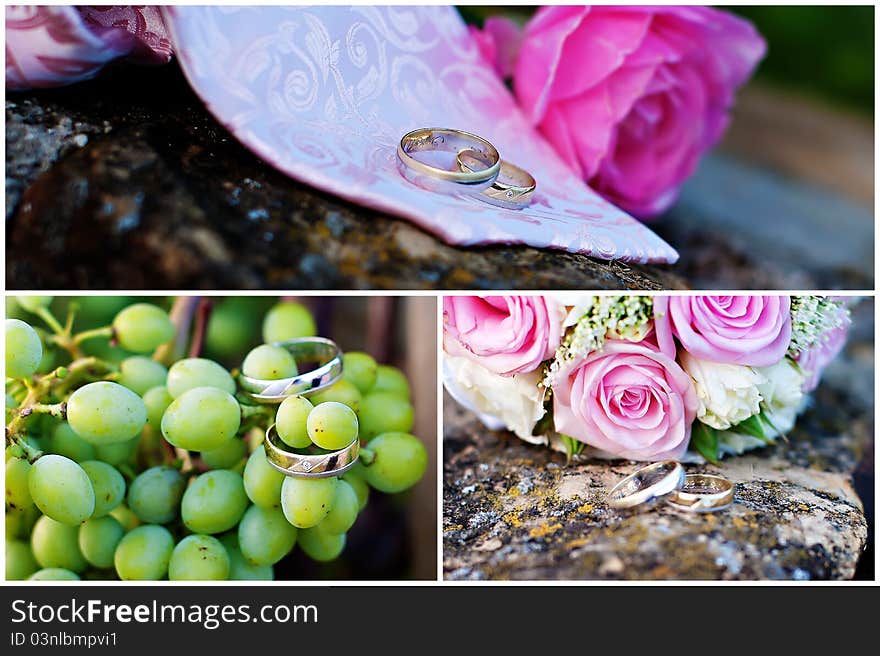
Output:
5,5,679,264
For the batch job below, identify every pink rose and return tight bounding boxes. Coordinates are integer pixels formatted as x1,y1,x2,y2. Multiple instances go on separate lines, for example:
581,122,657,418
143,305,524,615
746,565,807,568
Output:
797,312,851,392
469,16,523,80
553,340,697,461
443,296,561,376
654,296,791,366
507,6,765,218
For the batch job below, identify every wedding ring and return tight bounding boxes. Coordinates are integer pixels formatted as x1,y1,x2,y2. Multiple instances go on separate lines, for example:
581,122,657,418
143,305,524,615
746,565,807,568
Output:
667,474,734,513
457,149,536,209
263,423,360,478
238,337,343,403
606,461,685,510
397,127,501,194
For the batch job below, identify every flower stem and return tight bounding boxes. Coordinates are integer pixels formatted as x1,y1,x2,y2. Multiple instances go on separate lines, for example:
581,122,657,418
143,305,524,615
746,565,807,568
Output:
72,326,114,346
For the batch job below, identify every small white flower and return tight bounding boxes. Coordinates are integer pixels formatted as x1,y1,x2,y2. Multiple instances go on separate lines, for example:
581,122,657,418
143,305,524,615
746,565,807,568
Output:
756,358,807,437
442,355,547,444
681,352,764,430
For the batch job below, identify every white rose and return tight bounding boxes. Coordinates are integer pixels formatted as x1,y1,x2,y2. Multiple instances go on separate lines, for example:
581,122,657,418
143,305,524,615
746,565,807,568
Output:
756,358,807,437
443,355,547,444
681,352,764,430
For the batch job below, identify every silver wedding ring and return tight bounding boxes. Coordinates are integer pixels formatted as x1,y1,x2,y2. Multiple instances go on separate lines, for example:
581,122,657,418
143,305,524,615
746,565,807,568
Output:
606,461,685,510
457,149,536,209
238,337,343,403
397,127,501,194
263,423,359,478
667,474,734,513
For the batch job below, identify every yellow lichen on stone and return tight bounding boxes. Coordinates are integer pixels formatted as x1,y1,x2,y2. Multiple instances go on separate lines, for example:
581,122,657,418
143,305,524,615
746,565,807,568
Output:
577,503,594,514
502,511,523,528
528,522,562,539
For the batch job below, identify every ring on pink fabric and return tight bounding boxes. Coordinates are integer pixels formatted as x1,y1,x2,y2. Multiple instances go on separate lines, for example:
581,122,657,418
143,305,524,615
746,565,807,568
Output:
396,127,500,195
458,150,536,210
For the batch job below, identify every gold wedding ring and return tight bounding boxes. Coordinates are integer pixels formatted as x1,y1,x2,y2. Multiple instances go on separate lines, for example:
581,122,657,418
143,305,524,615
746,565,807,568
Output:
606,461,685,510
457,149,536,209
263,423,360,478
397,127,501,193
667,473,734,513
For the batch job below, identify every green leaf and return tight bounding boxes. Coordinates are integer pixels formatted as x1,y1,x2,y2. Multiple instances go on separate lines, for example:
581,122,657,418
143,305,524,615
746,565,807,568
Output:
559,434,585,464
732,413,772,443
690,422,720,464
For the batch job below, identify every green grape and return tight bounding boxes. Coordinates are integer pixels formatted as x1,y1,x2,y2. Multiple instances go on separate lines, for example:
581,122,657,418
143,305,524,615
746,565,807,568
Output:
166,358,235,398
78,516,124,569
161,387,240,451
280,476,337,529
307,401,358,450
358,392,414,441
28,455,95,525
342,352,378,394
16,296,53,313
127,466,185,524
181,470,249,534
109,504,141,532
218,533,273,581
80,461,125,517
114,525,174,580
241,344,298,380
238,505,298,566
317,479,359,535
363,432,427,494
31,516,88,572
67,381,147,445
262,302,317,343
6,456,34,513
6,318,42,379
202,437,248,470
168,534,230,581
29,568,80,581
310,379,363,414
143,386,173,428
46,422,96,462
373,365,411,399
119,356,168,395
93,435,139,466
112,303,174,354
205,298,263,361
243,445,284,508
298,527,347,562
342,464,370,511
6,504,40,540
275,396,314,449
6,539,39,580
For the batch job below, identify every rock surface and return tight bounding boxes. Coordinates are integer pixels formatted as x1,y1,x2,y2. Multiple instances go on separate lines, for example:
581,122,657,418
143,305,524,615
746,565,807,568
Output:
443,302,873,581
5,66,683,291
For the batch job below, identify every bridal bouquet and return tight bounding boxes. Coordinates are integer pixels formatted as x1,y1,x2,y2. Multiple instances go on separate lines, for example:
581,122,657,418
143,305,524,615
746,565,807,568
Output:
443,295,850,463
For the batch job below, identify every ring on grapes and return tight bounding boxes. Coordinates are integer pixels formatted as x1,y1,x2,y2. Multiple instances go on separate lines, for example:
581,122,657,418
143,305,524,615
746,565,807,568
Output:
606,461,686,510
666,473,734,513
263,423,360,478
456,150,536,209
397,127,501,194
238,337,343,403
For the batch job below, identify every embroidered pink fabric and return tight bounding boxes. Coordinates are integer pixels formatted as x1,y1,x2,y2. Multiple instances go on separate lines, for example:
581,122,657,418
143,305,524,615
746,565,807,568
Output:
6,5,678,264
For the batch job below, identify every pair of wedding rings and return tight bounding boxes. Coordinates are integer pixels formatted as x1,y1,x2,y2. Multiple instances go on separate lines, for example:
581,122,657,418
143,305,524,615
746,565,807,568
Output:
606,461,734,513
238,337,359,479
396,127,536,209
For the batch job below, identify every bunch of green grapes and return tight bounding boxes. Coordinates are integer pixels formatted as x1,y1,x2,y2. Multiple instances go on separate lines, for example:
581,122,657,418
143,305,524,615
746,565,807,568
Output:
5,297,427,581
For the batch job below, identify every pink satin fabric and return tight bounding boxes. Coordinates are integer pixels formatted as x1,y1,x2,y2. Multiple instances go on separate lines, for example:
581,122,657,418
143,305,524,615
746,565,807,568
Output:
6,5,678,264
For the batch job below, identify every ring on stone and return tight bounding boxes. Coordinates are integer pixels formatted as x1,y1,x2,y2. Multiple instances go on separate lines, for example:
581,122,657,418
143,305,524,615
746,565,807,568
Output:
457,149,536,209
666,473,734,513
397,127,501,194
238,337,343,404
606,461,686,510
263,423,359,478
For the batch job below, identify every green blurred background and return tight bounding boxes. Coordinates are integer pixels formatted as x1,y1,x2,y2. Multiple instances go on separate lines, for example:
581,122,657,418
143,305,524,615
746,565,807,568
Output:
460,5,873,115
